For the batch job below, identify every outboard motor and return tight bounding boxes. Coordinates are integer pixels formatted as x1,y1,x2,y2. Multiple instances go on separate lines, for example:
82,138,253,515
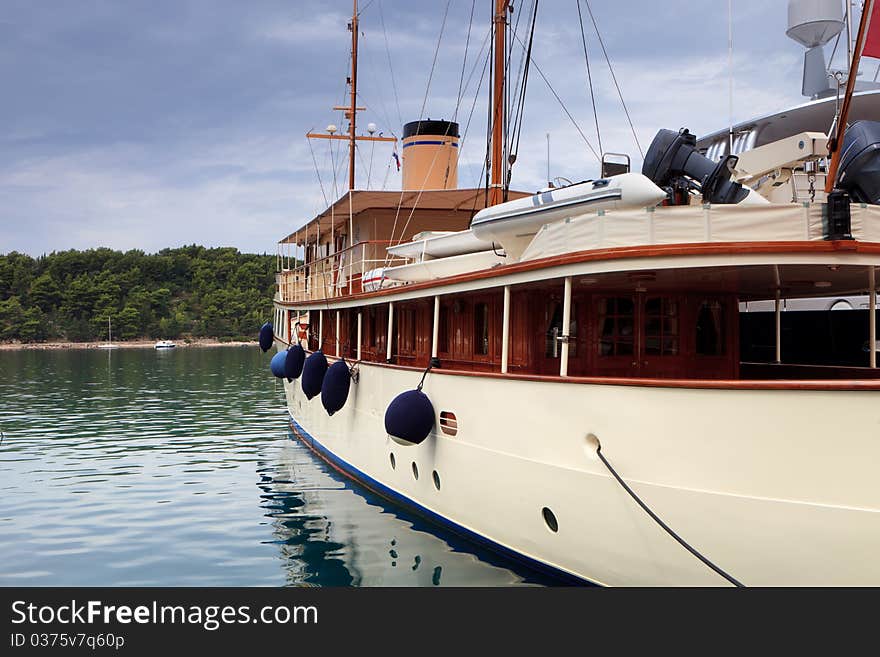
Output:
836,120,880,204
642,128,750,205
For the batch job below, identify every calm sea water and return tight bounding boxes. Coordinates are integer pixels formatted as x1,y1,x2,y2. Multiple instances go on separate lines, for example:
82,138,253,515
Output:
0,346,553,586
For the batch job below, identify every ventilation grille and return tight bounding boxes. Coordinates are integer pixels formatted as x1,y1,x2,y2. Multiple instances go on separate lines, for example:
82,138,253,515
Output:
439,411,458,436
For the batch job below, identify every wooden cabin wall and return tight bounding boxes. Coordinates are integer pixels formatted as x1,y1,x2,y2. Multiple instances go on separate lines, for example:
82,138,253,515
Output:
312,287,739,380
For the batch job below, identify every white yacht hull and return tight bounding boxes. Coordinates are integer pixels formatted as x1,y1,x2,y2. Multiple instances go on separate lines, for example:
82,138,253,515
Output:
279,345,880,586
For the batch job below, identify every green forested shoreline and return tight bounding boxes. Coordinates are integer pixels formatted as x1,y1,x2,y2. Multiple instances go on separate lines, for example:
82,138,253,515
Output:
0,246,277,342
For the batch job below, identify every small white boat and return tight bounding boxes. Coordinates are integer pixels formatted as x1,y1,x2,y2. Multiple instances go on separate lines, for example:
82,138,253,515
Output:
154,340,176,349
470,172,667,258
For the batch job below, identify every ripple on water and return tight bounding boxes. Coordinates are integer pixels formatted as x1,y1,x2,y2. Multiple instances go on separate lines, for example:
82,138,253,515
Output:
0,347,556,587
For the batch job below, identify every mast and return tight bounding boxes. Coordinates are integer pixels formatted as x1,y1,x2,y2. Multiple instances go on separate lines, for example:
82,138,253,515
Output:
306,1,394,194
825,0,875,193
349,0,358,190
489,0,511,206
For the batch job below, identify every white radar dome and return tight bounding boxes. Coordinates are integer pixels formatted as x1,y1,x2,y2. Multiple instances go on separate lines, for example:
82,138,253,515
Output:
786,0,845,48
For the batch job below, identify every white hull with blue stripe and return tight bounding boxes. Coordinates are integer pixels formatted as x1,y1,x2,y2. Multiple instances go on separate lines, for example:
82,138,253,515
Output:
279,343,880,587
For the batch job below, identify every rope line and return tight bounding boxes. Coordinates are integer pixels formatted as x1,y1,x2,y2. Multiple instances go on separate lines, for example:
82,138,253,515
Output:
576,0,603,157
595,441,744,587
416,361,434,391
510,30,600,162
583,0,643,158
507,0,539,192
377,0,403,130
453,0,478,122
307,135,330,209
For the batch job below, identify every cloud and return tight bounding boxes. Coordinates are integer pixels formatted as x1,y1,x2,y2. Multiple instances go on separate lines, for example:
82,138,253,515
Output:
0,0,831,257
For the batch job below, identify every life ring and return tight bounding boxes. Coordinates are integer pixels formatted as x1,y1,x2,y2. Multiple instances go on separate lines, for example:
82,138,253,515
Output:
296,323,309,341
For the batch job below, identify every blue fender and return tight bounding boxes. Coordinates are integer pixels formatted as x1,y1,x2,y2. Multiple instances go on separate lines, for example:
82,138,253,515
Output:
259,322,274,352
301,351,328,400
321,360,352,416
285,344,306,381
384,389,435,446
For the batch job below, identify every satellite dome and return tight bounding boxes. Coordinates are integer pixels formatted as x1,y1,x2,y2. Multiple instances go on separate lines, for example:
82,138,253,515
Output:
786,0,845,48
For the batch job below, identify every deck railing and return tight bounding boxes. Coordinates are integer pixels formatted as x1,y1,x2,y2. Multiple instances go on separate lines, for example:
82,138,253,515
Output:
276,240,408,302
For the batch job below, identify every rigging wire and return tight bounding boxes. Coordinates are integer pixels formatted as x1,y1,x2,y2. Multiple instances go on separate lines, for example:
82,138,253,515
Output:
459,29,493,190
507,0,540,192
385,0,454,260
453,0,478,122
583,0,643,158
417,0,452,121
377,0,403,130
505,0,529,177
356,0,376,16
510,29,601,162
307,135,331,209
367,138,376,188
576,0,603,157
358,30,399,143
483,0,494,206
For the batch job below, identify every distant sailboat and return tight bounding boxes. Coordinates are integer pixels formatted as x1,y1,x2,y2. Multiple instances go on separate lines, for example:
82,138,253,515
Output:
97,316,117,349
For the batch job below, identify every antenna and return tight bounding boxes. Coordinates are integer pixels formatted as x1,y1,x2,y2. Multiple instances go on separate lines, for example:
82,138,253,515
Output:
546,132,551,187
728,0,733,153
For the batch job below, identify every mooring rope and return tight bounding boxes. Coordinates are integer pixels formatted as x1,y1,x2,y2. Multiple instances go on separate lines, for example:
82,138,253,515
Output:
416,362,434,391
594,440,744,587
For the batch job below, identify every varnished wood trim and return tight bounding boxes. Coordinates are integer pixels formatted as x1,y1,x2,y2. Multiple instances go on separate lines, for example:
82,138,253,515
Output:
278,240,880,308
295,348,880,391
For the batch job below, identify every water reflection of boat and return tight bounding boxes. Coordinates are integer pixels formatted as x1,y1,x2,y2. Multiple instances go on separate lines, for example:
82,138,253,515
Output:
259,439,546,586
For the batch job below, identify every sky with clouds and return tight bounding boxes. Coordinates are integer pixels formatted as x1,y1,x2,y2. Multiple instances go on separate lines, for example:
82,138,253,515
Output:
0,0,845,256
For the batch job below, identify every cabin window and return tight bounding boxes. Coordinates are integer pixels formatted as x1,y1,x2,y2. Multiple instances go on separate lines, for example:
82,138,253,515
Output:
644,296,679,356
597,297,634,356
474,302,490,356
438,304,449,354
696,299,725,356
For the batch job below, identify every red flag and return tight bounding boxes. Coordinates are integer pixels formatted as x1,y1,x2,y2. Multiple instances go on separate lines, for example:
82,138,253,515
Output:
864,2,880,59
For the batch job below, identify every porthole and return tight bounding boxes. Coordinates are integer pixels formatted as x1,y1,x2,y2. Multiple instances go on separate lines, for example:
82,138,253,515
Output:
411,462,419,480
432,470,441,491
389,453,396,470
542,507,558,533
